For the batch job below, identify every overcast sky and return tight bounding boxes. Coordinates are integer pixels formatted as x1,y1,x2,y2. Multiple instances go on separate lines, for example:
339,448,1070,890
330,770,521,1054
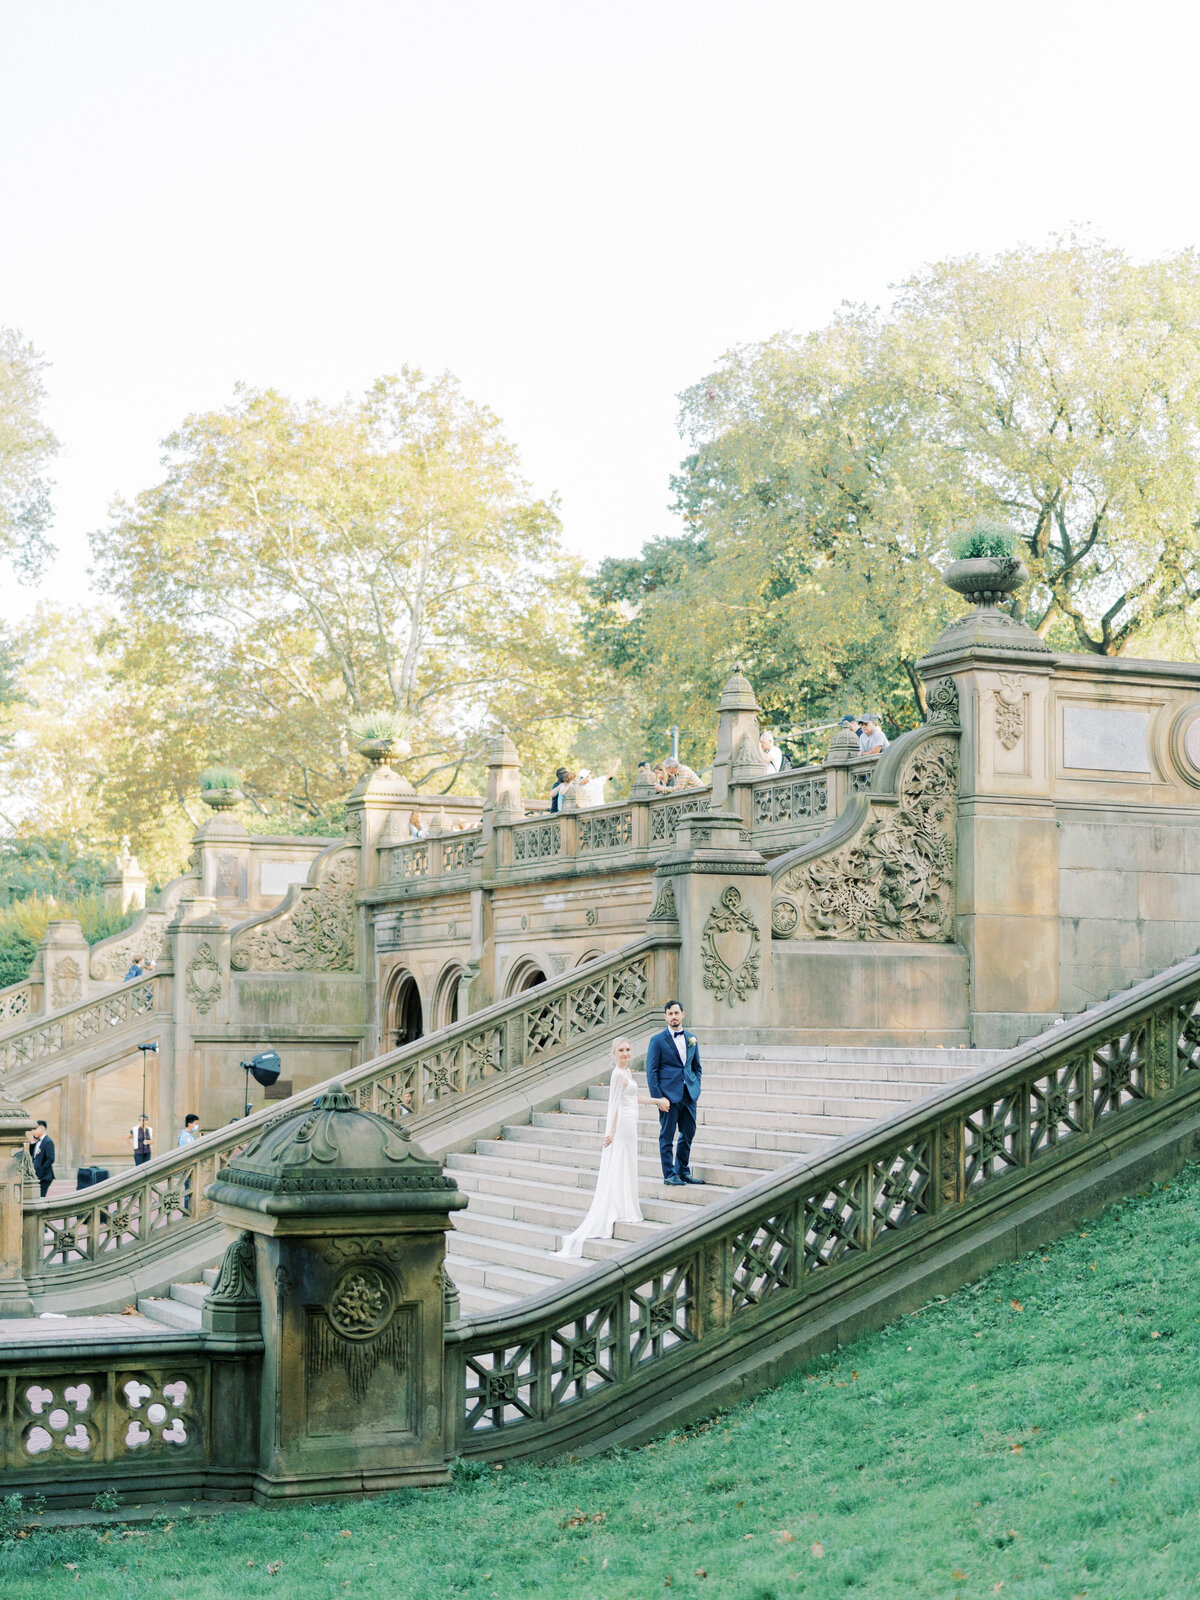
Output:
3,0,1199,620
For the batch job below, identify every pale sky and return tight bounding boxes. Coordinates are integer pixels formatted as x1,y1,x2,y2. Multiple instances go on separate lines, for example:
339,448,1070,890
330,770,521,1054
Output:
3,0,1199,620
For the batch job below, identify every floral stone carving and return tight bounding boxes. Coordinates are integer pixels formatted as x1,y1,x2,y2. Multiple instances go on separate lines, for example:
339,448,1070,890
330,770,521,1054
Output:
924,676,960,728
89,915,167,982
208,1231,258,1306
772,737,958,943
185,940,222,1014
647,879,677,921
230,849,357,972
700,886,761,1005
308,1264,408,1401
51,957,82,1008
995,673,1025,750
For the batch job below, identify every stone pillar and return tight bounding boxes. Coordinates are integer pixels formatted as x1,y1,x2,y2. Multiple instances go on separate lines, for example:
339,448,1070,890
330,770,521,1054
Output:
206,1082,468,1501
711,665,770,816
655,812,772,1031
167,897,220,1138
346,749,416,894
919,572,1059,1047
474,731,521,1005
193,799,252,910
0,1087,36,1316
36,920,92,1011
103,852,147,915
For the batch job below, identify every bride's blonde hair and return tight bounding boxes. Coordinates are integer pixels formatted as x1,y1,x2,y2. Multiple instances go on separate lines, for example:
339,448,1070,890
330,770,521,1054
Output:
610,1037,633,1066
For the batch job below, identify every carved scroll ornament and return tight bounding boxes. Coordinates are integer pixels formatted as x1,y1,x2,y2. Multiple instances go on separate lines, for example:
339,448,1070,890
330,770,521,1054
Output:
995,674,1025,750
772,737,958,944
230,849,357,972
701,886,761,1005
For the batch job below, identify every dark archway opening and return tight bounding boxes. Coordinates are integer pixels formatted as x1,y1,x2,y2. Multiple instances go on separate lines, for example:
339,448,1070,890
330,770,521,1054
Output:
388,972,423,1047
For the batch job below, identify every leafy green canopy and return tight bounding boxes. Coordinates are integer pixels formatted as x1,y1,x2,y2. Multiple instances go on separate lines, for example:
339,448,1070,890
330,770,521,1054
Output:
0,326,57,580
591,237,1200,753
91,370,608,836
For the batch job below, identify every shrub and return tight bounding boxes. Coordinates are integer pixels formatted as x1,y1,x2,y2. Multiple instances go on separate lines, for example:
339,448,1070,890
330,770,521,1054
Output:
948,521,1020,561
348,710,409,744
197,765,241,791
0,891,137,989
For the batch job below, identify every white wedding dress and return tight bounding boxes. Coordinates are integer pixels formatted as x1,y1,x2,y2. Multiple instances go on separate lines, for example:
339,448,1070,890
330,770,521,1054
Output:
554,1066,643,1258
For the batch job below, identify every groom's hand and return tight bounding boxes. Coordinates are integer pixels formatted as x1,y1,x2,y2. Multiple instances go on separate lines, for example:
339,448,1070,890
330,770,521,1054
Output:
655,1097,670,1112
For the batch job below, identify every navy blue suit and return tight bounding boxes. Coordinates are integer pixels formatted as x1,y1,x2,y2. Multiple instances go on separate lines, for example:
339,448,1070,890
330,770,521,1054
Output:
644,1027,702,1180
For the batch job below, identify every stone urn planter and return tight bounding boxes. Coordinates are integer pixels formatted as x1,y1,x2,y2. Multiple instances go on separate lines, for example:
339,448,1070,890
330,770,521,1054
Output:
942,554,1028,607
356,737,411,770
200,787,244,812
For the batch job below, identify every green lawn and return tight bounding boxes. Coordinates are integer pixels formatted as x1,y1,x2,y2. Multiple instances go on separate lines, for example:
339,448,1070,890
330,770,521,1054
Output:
8,1166,1200,1600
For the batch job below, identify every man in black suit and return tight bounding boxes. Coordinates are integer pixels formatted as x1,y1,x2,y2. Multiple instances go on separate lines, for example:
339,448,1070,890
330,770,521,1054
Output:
644,999,703,1187
30,1119,55,1197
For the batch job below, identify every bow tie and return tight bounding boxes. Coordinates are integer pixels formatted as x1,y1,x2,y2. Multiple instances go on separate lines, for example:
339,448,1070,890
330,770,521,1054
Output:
671,1030,684,1037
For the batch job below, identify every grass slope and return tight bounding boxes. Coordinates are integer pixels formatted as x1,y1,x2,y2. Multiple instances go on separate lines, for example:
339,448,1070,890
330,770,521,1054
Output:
8,1166,1200,1600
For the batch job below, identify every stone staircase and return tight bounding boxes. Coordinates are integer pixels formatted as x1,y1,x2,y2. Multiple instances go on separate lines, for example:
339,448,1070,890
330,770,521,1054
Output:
133,1044,1006,1327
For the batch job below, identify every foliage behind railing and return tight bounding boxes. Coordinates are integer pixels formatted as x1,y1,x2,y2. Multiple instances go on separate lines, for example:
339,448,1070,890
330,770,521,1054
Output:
23,939,669,1287
445,948,1200,1451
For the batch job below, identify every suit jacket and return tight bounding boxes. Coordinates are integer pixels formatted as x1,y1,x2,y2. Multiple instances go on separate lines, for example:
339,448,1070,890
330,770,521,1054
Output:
32,1136,55,1182
645,1028,702,1104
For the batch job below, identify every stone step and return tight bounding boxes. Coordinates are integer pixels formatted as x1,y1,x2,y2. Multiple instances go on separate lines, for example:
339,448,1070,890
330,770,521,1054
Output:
446,1151,716,1206
454,1178,695,1229
547,1094,912,1128
168,1281,210,1311
499,1122,845,1162
136,1293,202,1330
443,1254,568,1299
537,1107,843,1152
702,1045,1005,1067
476,1133,785,1183
201,1267,219,1288
576,1073,954,1103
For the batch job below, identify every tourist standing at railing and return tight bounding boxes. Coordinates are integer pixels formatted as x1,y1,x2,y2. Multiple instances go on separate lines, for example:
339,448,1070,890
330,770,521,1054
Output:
548,767,573,813
659,757,704,792
129,1114,153,1165
177,1114,201,1147
408,812,428,839
858,715,889,757
124,954,145,981
565,757,621,808
759,731,787,772
645,999,703,1186
554,1037,657,1258
30,1119,55,1197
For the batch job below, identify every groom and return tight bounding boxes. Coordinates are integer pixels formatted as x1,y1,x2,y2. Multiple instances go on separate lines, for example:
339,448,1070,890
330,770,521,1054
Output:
644,999,703,1187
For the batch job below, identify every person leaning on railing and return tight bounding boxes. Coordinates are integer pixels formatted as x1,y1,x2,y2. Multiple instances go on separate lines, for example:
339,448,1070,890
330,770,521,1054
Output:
659,758,704,792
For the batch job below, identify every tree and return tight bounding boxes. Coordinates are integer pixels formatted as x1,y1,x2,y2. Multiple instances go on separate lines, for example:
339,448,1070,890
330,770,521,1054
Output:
0,327,57,579
593,237,1200,754
93,371,608,832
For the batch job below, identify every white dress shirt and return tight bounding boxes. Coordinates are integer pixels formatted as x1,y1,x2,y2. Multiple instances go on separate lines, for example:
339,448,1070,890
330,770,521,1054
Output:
671,1028,687,1063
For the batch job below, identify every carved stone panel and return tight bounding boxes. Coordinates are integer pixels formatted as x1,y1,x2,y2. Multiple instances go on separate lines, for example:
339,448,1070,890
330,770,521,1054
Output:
230,849,358,972
186,940,223,1015
50,957,82,1009
772,737,958,943
700,886,761,1005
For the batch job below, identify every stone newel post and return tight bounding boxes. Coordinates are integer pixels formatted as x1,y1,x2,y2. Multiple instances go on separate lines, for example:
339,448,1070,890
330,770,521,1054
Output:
206,1083,468,1501
654,813,772,1031
710,664,770,816
0,1087,36,1316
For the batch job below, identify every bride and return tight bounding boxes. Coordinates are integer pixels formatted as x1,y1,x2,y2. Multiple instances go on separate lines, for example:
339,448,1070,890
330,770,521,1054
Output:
554,1038,654,1259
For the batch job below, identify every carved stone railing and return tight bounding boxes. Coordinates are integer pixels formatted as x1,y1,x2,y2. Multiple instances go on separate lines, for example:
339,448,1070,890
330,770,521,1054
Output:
22,938,672,1302
0,978,163,1080
229,842,357,972
0,981,36,1029
444,946,1200,1458
578,807,634,853
511,816,562,863
751,770,829,828
768,724,959,943
0,1332,222,1495
442,831,481,873
648,792,709,842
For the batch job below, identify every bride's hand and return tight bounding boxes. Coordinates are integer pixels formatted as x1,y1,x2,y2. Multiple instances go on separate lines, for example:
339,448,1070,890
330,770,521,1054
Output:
603,1134,613,1146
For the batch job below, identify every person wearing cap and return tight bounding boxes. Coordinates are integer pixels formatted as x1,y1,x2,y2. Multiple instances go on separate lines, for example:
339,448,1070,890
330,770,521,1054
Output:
859,715,889,757
566,758,621,808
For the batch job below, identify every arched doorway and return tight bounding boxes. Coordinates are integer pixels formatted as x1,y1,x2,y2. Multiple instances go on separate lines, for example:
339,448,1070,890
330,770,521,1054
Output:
505,959,547,997
387,970,423,1048
434,963,470,1029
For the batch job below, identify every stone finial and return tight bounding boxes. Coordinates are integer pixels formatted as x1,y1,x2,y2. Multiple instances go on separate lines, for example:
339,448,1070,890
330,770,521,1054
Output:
487,729,520,768
825,725,863,766
718,662,761,714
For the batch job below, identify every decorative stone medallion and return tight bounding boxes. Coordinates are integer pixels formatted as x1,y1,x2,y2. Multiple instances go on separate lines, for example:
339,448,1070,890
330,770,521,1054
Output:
186,940,223,1015
328,1266,394,1340
700,886,761,1005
